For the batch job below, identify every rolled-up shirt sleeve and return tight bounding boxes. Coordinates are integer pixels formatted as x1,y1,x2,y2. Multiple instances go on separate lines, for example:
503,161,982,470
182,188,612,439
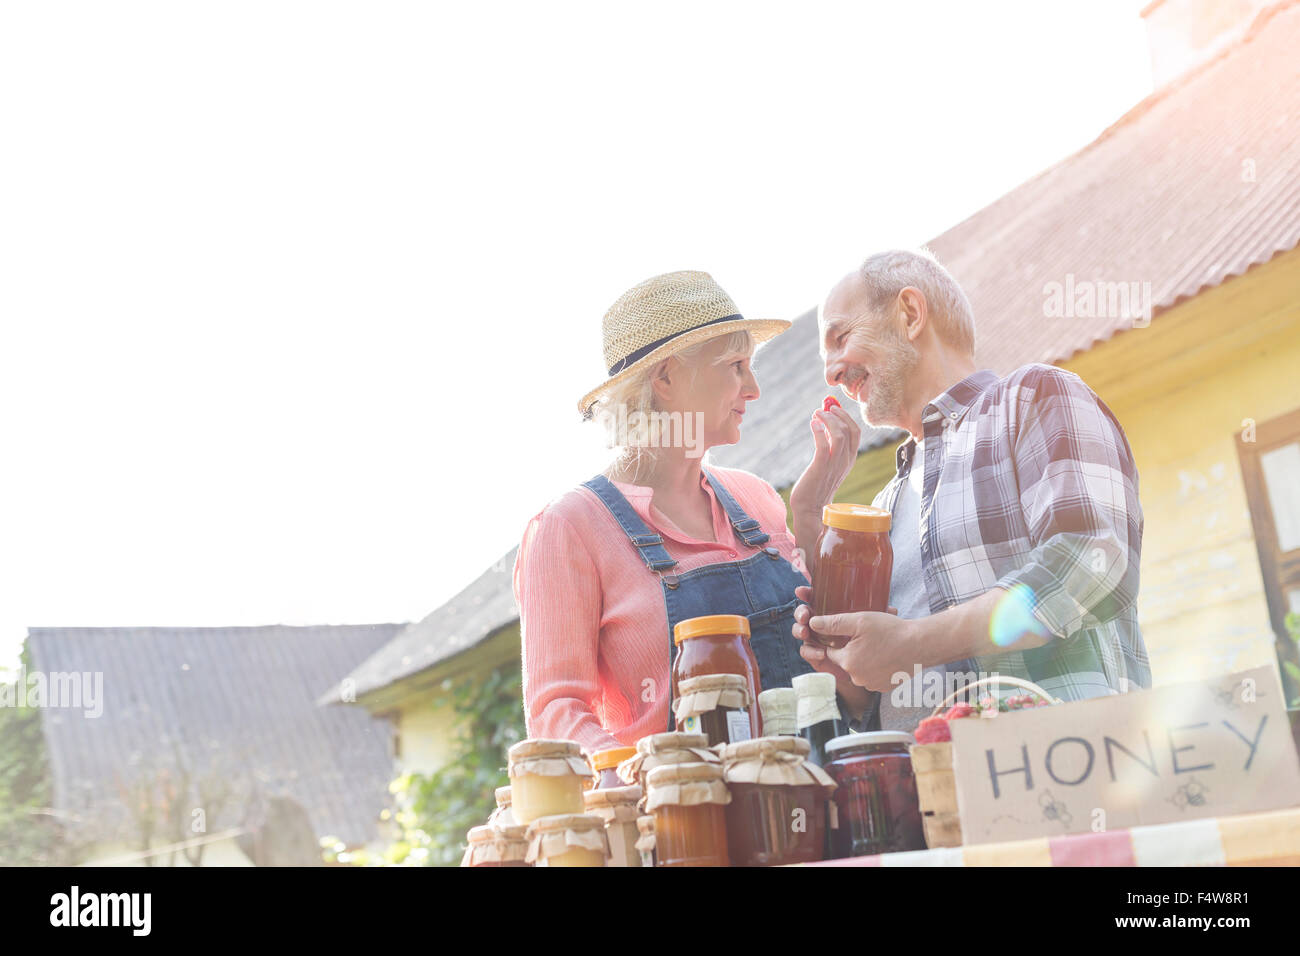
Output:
513,508,622,753
993,368,1143,640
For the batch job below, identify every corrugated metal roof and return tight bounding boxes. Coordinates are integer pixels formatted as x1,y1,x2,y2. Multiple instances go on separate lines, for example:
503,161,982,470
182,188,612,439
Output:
28,624,403,849
345,1,1300,700
928,0,1300,373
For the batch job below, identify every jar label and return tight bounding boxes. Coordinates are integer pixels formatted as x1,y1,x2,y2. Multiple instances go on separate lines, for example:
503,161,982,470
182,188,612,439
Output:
681,714,702,735
726,710,752,744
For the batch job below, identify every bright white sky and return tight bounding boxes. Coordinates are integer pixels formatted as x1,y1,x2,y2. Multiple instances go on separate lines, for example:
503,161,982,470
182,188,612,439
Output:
0,1,1153,671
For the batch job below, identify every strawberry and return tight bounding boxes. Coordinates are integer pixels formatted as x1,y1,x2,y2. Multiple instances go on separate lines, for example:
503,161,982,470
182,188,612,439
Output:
823,396,842,412
943,703,977,720
915,716,952,744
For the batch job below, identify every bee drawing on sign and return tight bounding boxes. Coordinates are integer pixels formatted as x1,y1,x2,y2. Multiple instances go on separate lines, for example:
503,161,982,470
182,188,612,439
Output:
1039,790,1072,828
1169,777,1210,811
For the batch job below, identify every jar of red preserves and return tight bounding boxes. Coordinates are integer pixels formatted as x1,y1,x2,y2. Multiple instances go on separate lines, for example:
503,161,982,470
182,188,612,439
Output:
810,504,893,649
823,732,925,858
672,614,763,735
720,736,836,866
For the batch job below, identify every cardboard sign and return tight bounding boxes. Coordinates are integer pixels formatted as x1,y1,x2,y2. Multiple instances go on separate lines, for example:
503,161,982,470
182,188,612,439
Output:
950,666,1300,844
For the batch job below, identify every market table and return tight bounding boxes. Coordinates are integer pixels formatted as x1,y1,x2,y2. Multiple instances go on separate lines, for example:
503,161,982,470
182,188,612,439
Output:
798,805,1300,866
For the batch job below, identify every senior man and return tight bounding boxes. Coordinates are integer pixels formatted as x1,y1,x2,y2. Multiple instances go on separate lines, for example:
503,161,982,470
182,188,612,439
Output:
790,249,1150,732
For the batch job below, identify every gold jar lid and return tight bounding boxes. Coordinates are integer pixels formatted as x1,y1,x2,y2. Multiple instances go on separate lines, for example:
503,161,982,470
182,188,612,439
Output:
822,502,891,533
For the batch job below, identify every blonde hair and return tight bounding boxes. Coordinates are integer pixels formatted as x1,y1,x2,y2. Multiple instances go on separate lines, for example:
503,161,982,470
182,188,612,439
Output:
857,248,975,354
592,329,754,483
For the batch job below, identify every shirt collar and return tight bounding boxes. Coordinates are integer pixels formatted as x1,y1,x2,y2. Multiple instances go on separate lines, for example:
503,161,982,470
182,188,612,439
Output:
894,369,999,472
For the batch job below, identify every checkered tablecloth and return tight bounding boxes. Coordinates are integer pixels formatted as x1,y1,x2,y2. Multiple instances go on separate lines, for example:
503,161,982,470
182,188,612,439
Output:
801,806,1300,866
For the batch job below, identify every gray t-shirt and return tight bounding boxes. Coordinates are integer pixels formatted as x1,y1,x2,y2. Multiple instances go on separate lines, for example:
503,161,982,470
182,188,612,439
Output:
874,438,947,733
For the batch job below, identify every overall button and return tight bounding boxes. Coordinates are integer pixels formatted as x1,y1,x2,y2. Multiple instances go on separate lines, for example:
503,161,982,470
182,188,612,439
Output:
764,546,779,559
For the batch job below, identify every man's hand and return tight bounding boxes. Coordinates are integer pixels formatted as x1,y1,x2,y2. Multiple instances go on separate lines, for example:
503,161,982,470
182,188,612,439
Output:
792,585,893,721
794,592,919,693
789,404,861,576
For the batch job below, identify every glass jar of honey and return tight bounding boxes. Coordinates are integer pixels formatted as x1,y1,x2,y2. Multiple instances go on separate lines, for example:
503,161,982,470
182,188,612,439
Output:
507,739,591,826
674,674,753,747
524,813,609,867
591,746,638,789
810,504,893,650
645,762,731,867
461,823,531,867
824,732,925,857
619,732,720,793
583,784,644,867
672,614,763,735
720,736,836,866
487,785,516,828
758,688,798,736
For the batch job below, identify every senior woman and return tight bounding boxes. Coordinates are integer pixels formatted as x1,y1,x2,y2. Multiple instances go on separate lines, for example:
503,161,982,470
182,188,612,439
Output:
513,271,870,752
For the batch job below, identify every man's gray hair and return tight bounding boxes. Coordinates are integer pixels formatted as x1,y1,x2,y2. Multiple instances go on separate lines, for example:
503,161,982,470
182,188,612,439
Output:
857,248,975,355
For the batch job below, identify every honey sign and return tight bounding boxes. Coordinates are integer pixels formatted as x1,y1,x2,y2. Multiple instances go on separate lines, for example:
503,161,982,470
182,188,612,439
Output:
949,666,1300,844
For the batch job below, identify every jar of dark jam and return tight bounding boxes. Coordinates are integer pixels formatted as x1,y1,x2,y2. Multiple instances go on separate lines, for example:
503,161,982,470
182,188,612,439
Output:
674,673,753,747
590,746,637,789
810,504,893,649
823,731,925,858
720,736,836,867
672,615,764,734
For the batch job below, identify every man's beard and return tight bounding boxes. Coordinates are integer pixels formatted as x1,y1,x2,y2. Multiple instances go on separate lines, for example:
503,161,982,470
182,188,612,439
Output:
860,334,919,429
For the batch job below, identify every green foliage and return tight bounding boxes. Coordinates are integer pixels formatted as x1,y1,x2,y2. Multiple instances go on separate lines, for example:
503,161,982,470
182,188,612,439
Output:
0,644,77,866
382,662,526,867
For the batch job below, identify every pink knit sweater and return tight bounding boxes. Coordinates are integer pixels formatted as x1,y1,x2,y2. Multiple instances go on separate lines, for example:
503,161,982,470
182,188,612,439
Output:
513,464,808,754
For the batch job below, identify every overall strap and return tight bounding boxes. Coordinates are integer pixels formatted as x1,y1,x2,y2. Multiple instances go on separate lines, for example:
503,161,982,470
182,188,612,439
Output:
581,475,679,573
702,468,771,549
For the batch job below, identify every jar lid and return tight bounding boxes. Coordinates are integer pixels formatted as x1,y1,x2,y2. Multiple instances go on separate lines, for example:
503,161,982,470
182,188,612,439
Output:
591,746,638,771
719,736,835,790
822,502,891,533
720,735,810,761
636,732,710,755
792,672,836,699
646,761,726,786
679,673,748,694
508,739,591,778
645,761,730,811
494,785,512,807
525,813,607,834
467,823,529,844
508,738,583,761
758,687,797,716
583,784,643,808
825,731,915,755
673,614,750,645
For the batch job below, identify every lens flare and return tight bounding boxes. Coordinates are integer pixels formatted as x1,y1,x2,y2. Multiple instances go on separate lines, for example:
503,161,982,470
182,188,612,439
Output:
990,584,1050,648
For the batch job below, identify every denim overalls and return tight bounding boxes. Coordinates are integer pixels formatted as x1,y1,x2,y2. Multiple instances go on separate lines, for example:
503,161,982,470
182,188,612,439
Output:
582,468,815,730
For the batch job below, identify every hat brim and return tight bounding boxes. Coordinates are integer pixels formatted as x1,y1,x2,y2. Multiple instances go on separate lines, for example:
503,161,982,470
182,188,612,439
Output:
578,316,792,418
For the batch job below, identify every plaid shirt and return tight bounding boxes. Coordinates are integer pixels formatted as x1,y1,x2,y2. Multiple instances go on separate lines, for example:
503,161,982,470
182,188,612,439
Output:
872,364,1150,700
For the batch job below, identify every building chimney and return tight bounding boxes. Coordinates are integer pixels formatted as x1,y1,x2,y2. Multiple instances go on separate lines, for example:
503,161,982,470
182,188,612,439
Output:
1140,0,1279,86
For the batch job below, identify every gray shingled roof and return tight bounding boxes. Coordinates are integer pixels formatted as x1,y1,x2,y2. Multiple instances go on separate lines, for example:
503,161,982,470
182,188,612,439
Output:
335,3,1300,702
323,552,521,705
28,624,403,849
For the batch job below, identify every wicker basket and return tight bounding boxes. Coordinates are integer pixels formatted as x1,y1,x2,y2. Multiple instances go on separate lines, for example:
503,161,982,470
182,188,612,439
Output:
911,676,1059,849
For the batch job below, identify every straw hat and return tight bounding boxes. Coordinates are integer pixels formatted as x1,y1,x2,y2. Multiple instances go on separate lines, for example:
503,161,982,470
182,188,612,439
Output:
578,271,791,418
